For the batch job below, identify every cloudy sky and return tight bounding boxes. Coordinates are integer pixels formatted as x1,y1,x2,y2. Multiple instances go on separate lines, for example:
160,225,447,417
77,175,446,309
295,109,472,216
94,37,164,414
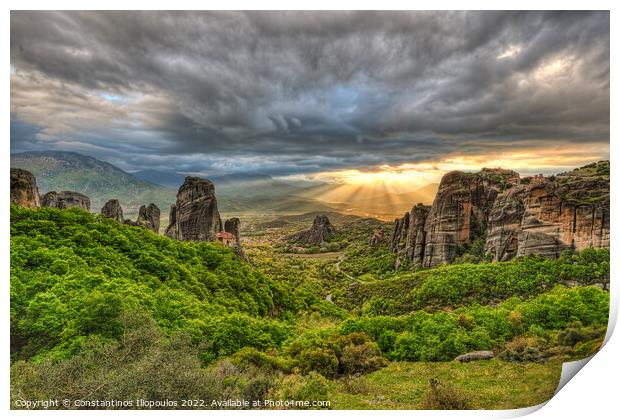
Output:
10,11,609,185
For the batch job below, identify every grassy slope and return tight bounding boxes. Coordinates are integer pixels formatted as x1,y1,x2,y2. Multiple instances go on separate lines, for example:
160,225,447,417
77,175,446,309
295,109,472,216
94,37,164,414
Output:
330,360,561,409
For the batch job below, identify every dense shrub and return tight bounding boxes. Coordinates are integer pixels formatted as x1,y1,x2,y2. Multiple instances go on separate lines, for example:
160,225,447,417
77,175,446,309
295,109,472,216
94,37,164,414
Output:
556,322,606,347
230,347,292,373
297,348,340,377
498,337,543,362
287,331,386,378
267,372,330,409
341,286,609,362
421,378,472,410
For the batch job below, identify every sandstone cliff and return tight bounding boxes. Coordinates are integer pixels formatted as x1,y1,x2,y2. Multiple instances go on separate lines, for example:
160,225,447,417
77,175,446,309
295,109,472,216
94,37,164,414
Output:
422,168,518,267
11,168,40,209
491,163,610,260
41,190,91,211
390,162,610,268
165,177,223,241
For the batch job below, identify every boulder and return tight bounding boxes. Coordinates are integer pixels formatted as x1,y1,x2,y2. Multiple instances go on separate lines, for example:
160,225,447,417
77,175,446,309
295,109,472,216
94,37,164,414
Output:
165,176,223,241
101,199,124,222
454,350,494,363
41,191,90,211
10,168,40,208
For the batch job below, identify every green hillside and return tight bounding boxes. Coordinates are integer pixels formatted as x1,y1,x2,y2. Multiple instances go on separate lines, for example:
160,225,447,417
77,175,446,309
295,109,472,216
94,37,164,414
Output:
10,205,609,409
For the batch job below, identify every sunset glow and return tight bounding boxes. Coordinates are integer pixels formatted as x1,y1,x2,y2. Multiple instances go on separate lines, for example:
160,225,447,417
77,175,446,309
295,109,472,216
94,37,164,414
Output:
306,143,609,192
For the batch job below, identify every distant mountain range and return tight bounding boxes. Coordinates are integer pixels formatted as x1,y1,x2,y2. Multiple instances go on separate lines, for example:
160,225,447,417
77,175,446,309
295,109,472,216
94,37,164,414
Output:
11,150,438,219
10,151,340,217
10,151,176,216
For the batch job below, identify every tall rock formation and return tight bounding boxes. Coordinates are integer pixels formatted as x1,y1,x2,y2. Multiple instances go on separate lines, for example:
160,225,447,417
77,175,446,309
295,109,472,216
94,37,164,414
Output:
286,214,336,245
484,185,528,261
165,177,223,241
406,204,431,266
11,168,40,208
165,204,178,239
41,191,91,211
390,161,610,269
421,168,517,267
101,199,124,222
224,217,241,246
136,203,161,233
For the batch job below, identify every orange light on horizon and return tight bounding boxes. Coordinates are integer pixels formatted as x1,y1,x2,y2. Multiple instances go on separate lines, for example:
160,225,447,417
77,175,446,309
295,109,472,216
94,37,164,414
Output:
299,144,608,189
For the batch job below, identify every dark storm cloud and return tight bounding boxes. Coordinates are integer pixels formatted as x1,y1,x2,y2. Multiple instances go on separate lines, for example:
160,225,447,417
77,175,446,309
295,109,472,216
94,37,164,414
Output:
10,11,610,175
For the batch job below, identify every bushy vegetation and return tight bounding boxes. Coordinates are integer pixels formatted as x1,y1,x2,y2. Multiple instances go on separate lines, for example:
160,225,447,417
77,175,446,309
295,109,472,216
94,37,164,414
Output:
11,205,293,361
421,378,471,410
10,204,610,409
286,331,387,378
341,243,396,276
11,310,327,409
345,249,609,314
341,286,608,362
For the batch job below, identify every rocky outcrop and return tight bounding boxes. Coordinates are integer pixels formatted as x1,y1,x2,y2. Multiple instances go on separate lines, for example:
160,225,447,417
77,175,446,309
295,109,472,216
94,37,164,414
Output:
390,162,610,268
101,199,124,222
224,217,246,258
11,168,40,208
406,204,431,266
486,163,610,261
136,203,160,233
390,204,431,269
41,191,91,211
422,169,517,267
165,177,223,241
224,217,241,246
517,178,609,258
286,214,336,245
485,186,529,261
165,204,178,239
390,213,409,253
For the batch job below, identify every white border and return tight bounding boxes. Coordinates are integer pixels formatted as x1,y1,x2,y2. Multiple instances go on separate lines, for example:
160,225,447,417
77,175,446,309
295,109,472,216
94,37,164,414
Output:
3,2,617,419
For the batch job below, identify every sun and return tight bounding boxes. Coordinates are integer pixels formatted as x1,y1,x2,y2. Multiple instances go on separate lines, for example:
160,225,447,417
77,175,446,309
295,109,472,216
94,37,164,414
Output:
339,170,408,186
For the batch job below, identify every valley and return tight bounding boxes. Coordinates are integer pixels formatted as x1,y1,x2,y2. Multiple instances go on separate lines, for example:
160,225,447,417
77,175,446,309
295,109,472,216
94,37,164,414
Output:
9,157,610,410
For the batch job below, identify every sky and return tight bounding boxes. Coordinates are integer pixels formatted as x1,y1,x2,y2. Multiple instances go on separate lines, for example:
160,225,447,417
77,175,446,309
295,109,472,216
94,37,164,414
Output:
10,11,610,188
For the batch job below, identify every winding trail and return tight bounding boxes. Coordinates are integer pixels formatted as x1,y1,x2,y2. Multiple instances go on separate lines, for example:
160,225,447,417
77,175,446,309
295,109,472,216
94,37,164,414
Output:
335,254,364,283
